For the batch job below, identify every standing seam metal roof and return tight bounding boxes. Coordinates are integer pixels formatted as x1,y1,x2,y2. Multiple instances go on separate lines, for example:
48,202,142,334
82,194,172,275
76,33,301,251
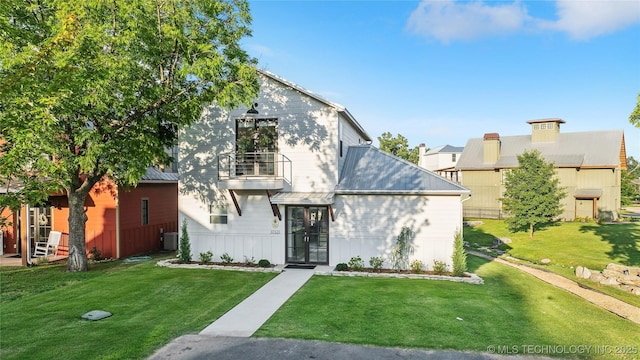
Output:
336,145,470,194
456,130,624,169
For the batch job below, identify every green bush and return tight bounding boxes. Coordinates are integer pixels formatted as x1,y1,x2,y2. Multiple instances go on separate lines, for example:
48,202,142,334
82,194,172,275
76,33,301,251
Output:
451,231,467,277
220,252,233,264
432,260,448,275
89,246,102,261
369,256,384,272
258,259,271,268
410,259,423,274
178,219,192,263
335,263,348,271
244,256,256,265
348,256,364,271
199,251,213,264
390,226,414,271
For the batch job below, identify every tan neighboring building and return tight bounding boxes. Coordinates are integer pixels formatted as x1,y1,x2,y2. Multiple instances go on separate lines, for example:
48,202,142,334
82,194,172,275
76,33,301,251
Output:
456,119,627,221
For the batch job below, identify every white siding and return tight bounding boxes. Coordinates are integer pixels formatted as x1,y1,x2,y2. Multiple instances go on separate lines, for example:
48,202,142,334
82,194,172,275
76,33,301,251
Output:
338,116,365,176
331,194,463,268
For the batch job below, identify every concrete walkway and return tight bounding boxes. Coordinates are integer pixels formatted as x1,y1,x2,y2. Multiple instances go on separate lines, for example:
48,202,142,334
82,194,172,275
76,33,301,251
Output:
199,268,315,337
468,250,640,325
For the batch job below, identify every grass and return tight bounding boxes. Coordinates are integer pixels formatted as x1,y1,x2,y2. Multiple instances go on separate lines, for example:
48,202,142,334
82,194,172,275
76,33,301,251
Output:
255,256,640,359
0,256,277,360
464,219,640,307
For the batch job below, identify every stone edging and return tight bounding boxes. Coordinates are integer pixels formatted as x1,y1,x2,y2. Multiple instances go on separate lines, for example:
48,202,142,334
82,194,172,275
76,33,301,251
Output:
156,259,484,284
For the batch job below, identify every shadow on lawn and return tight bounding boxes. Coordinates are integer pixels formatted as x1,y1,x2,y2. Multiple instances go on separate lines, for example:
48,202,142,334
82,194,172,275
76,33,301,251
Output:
579,223,640,266
463,225,513,252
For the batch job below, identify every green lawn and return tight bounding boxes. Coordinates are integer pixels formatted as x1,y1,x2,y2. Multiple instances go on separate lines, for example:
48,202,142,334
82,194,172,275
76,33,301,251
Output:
256,256,640,359
464,219,640,307
0,257,277,360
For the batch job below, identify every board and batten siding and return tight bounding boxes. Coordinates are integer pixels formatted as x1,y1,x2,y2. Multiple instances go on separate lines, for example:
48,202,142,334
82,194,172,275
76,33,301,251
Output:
180,191,284,263
338,116,366,177
331,195,463,267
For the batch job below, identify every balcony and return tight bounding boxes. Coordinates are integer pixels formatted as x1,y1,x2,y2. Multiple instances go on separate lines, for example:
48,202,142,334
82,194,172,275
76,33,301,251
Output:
217,152,292,190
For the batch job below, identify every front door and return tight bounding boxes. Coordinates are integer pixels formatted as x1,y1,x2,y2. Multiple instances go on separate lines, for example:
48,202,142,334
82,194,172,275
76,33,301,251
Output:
286,206,329,264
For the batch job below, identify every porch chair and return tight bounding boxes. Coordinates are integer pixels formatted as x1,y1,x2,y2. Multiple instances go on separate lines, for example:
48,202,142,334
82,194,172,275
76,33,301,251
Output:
33,231,62,257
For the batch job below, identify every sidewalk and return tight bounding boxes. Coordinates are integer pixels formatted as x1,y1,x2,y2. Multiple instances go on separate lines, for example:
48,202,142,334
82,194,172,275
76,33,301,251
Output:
199,267,315,337
467,250,640,325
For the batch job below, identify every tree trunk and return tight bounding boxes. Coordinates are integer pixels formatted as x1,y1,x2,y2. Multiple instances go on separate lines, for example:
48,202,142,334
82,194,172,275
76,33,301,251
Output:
66,189,89,272
529,223,534,239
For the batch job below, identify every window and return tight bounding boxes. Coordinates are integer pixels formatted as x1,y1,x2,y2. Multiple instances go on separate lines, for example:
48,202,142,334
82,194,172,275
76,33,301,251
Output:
534,124,539,130
548,123,554,129
171,144,178,172
236,118,278,176
141,199,149,225
451,153,457,162
340,140,343,157
540,123,547,129
209,204,228,224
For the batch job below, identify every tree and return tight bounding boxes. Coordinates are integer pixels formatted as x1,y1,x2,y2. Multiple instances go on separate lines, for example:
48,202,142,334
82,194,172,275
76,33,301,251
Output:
630,92,640,128
621,156,640,205
451,230,466,277
377,132,420,164
0,0,259,271
501,150,566,238
177,219,192,263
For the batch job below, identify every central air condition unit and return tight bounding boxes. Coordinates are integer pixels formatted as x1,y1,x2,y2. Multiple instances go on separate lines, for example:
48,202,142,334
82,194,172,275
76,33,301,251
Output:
163,232,178,251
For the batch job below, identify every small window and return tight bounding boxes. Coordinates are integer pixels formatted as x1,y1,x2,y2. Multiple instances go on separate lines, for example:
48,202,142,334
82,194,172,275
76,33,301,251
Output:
534,124,539,130
171,144,178,172
548,123,554,129
340,140,343,157
541,123,547,129
209,204,228,224
141,199,149,225
451,153,457,162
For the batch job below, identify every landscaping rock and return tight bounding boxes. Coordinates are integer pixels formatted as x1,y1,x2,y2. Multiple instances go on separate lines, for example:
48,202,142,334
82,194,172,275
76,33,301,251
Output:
540,258,551,265
578,263,640,296
599,277,620,286
575,266,592,279
493,237,512,246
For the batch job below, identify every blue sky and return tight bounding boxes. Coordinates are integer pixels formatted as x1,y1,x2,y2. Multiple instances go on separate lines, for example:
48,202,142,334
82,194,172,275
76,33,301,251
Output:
242,0,640,159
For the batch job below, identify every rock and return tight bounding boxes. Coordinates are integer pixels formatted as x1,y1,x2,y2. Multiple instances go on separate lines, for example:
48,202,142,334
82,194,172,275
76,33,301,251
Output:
599,277,620,286
576,266,592,279
493,237,512,246
541,258,551,265
589,273,605,283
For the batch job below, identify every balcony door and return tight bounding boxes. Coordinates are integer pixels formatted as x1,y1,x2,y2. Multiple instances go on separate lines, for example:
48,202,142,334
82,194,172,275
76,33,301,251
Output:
286,206,329,264
236,118,277,176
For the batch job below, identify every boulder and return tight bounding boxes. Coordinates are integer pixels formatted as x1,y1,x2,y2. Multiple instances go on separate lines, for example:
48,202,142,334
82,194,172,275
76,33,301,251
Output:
541,258,551,265
599,277,620,286
576,266,592,279
589,273,605,283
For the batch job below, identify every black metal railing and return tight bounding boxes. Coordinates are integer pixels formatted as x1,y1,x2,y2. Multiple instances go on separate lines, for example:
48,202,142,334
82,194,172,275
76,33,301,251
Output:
218,152,292,182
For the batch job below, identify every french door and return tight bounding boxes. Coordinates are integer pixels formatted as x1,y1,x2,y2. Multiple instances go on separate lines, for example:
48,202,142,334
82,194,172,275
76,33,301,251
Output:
286,206,329,264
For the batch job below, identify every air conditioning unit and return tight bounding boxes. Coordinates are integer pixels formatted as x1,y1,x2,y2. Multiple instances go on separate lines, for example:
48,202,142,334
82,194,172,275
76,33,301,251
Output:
163,232,178,251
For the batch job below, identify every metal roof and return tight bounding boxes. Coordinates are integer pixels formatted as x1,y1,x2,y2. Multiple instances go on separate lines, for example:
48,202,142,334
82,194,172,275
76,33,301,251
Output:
426,145,464,155
574,189,603,199
456,130,624,170
140,167,179,183
336,145,470,195
270,192,334,205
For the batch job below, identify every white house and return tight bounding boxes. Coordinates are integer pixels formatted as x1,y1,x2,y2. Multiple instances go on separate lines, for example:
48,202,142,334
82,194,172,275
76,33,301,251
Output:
418,144,464,183
178,70,470,268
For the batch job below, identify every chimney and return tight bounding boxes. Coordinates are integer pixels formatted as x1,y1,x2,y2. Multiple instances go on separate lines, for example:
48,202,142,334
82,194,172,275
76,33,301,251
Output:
527,118,565,143
419,143,426,157
483,133,500,164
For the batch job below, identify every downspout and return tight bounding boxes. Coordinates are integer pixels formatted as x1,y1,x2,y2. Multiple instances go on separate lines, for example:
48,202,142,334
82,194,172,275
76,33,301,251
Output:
23,205,32,266
115,192,120,259
460,195,472,230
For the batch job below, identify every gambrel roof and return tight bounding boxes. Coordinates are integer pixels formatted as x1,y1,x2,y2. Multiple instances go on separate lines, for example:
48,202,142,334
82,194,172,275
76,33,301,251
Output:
456,130,626,170
336,145,470,195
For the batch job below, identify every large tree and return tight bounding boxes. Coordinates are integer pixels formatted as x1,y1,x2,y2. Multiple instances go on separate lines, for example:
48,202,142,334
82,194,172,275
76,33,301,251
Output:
501,150,566,238
621,156,640,205
377,132,420,164
0,0,259,271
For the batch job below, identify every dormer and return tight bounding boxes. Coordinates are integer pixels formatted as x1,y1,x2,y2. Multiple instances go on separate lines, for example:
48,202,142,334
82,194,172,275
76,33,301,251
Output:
526,118,565,143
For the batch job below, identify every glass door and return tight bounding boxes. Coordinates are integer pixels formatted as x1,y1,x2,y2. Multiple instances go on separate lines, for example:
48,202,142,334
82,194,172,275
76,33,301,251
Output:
286,206,329,264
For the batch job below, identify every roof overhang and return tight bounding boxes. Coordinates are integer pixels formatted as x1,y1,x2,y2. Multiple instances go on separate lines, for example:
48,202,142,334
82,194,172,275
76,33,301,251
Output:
574,189,602,199
335,190,471,196
269,192,335,205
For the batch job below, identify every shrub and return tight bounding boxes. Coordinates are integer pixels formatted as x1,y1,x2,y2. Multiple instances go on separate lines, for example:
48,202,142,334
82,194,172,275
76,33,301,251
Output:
369,256,384,272
410,259,423,274
88,246,102,261
258,259,271,268
451,231,467,277
432,260,448,275
199,251,213,264
220,252,233,264
177,219,192,263
348,256,364,271
390,226,414,271
244,256,256,265
335,263,348,271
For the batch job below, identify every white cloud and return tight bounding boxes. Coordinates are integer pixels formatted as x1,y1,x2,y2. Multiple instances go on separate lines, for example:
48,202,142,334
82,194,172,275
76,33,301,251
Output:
406,0,529,43
407,0,640,43
245,44,277,58
542,0,640,40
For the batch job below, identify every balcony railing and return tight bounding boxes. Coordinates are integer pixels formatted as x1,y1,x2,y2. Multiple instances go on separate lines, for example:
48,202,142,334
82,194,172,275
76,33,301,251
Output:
218,152,292,188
